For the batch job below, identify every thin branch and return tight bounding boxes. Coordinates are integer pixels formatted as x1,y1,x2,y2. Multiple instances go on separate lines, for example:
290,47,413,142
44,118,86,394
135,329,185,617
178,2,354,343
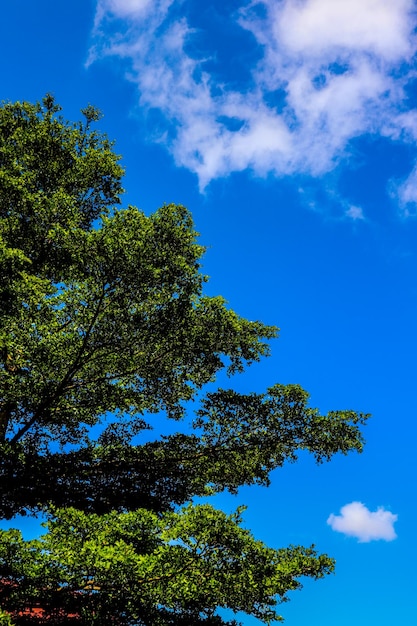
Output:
10,287,107,444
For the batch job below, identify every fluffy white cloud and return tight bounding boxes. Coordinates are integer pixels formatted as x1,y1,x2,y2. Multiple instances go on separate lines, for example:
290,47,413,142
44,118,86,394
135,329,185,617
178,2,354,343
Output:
274,0,413,61
327,501,398,542
393,164,417,217
95,0,154,19
89,0,417,192
345,205,365,221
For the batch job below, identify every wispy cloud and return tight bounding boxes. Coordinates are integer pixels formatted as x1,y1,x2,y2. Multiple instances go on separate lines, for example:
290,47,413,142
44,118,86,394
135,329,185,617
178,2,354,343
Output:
393,163,417,217
89,0,417,197
345,205,365,221
327,501,398,542
92,0,164,25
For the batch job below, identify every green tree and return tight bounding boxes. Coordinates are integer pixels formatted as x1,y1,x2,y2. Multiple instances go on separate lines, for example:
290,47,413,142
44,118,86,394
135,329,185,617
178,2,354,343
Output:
0,97,369,625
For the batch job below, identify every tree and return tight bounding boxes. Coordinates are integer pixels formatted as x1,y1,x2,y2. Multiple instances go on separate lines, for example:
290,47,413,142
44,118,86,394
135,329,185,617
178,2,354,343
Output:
0,96,369,625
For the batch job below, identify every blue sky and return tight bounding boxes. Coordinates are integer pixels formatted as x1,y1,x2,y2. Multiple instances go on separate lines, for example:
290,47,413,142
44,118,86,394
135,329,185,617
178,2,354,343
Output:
1,0,417,624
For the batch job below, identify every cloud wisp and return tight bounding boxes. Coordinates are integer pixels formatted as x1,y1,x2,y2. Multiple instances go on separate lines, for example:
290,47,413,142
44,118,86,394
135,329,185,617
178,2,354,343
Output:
327,501,398,543
89,0,417,196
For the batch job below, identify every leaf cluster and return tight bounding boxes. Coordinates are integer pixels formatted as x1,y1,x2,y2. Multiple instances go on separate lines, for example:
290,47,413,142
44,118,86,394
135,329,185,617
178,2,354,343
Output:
0,506,334,626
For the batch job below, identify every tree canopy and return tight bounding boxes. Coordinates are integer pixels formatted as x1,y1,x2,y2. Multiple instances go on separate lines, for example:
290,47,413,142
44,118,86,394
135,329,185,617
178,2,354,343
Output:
0,96,369,625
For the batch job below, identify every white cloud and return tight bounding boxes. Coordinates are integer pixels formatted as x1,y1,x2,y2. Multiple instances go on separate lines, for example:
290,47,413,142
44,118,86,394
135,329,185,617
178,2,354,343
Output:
327,501,398,542
393,164,417,217
274,0,413,61
95,0,154,19
345,205,365,221
89,0,417,194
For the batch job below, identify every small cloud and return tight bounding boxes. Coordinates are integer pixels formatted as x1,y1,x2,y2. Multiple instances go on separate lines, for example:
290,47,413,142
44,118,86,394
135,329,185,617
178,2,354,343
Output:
393,163,417,217
327,501,398,542
345,205,365,220
98,0,153,18
274,0,414,61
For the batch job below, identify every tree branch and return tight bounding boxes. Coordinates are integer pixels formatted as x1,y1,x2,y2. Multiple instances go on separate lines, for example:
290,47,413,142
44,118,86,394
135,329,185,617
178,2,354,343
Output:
10,287,107,444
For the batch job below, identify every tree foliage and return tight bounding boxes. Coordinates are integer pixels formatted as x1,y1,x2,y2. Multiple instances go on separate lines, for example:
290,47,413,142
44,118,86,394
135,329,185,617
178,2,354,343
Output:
0,97,369,625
